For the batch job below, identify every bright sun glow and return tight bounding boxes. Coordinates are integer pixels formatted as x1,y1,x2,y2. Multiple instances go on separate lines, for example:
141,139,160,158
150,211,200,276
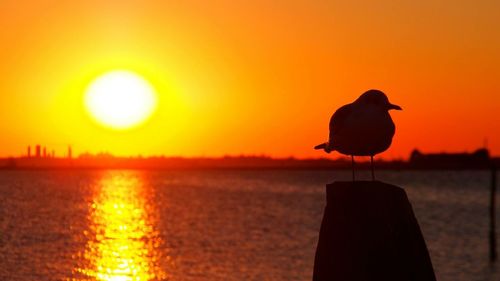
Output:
84,71,158,130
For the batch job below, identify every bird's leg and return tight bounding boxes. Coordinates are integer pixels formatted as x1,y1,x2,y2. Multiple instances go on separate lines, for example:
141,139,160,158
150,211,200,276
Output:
351,155,355,181
371,155,375,181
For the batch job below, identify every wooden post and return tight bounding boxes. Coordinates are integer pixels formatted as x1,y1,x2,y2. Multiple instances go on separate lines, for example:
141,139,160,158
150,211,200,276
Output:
313,181,436,280
490,165,497,262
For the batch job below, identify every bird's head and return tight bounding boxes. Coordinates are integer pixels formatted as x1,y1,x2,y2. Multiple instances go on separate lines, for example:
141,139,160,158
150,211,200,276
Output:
355,89,402,111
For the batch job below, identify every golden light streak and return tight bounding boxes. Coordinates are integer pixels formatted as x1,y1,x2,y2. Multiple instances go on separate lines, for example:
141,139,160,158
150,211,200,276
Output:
72,172,168,281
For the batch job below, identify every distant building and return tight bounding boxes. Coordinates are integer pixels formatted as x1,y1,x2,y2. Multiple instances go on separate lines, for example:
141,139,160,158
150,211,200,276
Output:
27,146,31,158
35,145,41,158
43,147,47,158
410,148,490,168
68,146,72,159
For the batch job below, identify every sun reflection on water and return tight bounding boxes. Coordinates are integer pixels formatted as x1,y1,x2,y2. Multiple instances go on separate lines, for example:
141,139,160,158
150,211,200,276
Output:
71,172,167,281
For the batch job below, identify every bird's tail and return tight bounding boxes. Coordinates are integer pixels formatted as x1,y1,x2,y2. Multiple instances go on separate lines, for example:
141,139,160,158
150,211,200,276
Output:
314,142,332,153
314,143,326,150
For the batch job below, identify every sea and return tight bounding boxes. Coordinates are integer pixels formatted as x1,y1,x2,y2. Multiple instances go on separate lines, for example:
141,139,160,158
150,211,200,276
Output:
0,169,499,281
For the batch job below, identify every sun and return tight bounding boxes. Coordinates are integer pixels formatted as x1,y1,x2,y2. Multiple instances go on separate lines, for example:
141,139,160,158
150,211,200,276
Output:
84,70,158,130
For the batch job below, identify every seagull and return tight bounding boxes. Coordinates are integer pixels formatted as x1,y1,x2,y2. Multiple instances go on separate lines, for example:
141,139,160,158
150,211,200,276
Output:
314,89,402,180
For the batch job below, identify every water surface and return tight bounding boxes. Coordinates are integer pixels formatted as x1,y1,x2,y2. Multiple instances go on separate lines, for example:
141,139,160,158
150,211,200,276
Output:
0,170,498,280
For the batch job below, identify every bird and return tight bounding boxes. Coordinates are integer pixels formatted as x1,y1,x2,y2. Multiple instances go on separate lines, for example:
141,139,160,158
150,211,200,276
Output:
314,89,402,180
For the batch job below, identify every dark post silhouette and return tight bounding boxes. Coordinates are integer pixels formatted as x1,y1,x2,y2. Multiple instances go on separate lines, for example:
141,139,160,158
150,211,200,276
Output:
490,165,497,262
313,181,436,281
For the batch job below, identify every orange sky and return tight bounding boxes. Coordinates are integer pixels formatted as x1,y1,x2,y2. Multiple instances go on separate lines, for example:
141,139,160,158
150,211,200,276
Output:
0,0,499,159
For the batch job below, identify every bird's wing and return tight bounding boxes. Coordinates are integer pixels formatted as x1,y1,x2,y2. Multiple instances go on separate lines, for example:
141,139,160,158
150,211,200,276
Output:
329,103,353,140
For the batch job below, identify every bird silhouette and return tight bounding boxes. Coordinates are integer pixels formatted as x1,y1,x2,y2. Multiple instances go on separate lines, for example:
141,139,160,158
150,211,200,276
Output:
315,89,401,180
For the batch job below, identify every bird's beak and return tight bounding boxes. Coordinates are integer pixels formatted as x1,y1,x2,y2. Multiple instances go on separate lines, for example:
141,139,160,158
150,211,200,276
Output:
388,103,402,110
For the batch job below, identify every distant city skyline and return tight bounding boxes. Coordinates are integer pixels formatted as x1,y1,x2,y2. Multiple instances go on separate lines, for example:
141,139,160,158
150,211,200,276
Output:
24,144,72,159
5,143,496,161
0,146,497,171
